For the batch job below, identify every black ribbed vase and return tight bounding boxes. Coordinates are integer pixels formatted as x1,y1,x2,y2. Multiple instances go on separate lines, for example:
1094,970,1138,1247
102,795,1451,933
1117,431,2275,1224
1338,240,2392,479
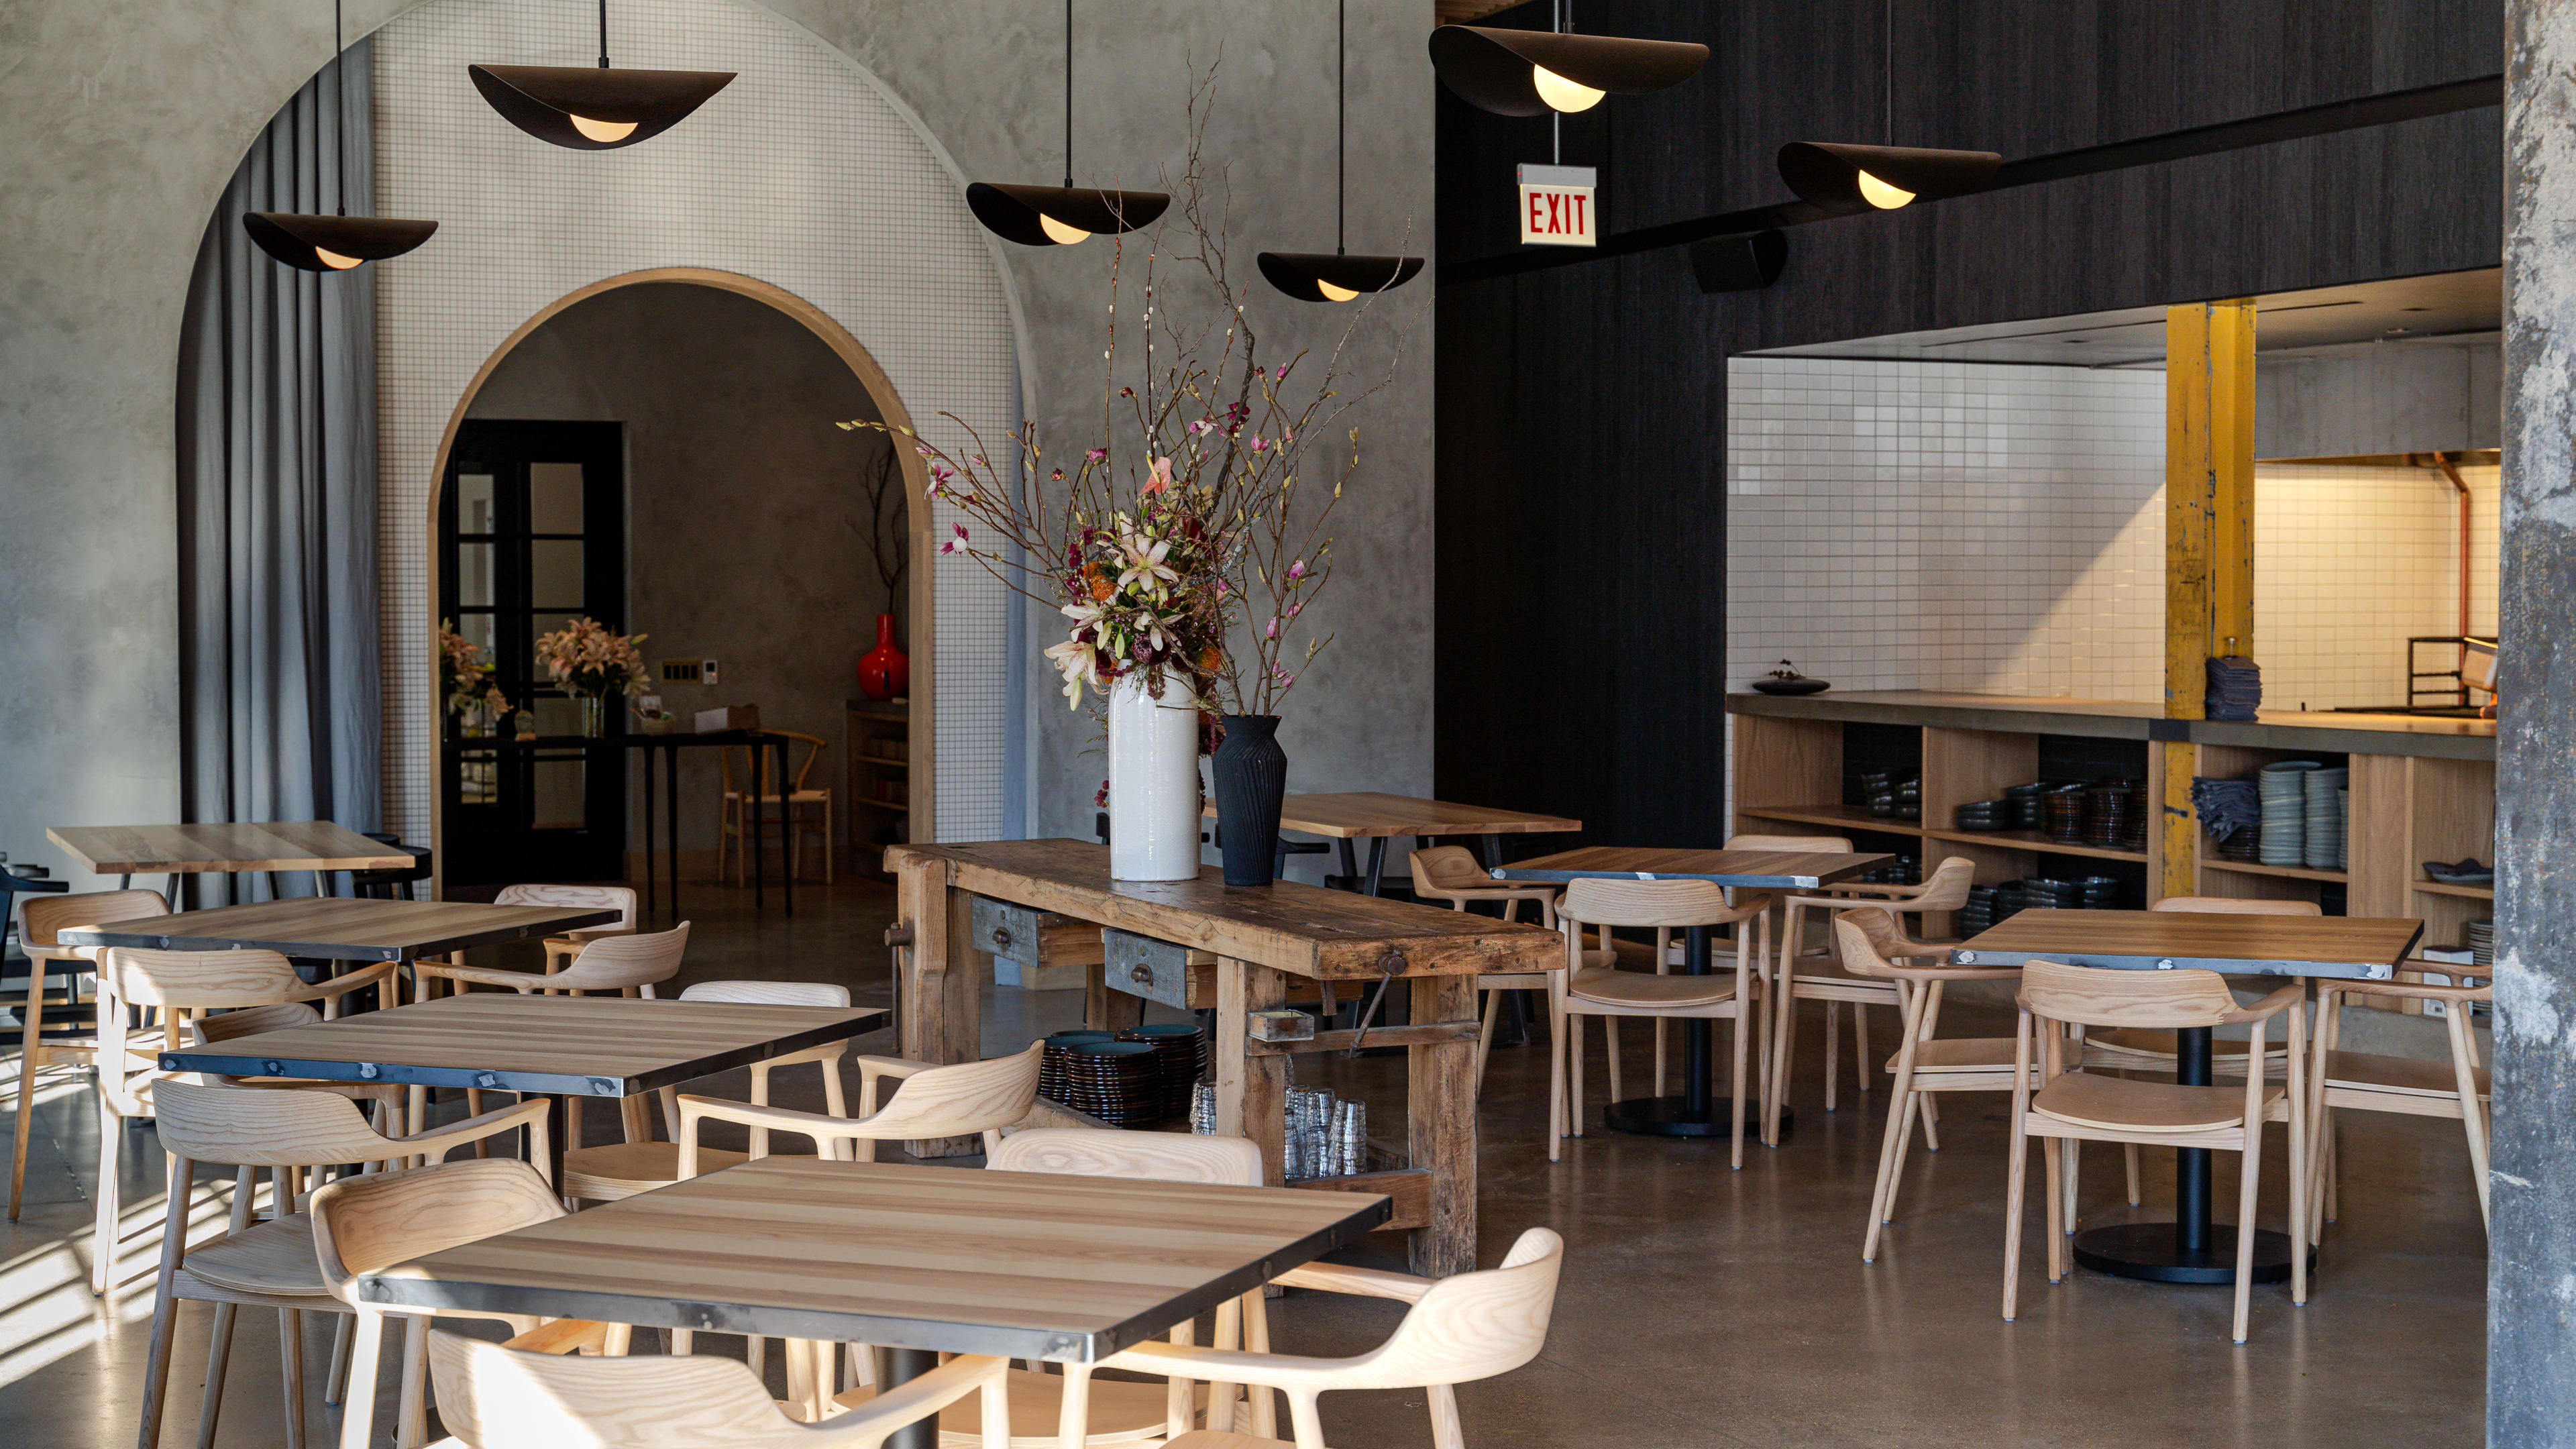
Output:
1214,714,1289,887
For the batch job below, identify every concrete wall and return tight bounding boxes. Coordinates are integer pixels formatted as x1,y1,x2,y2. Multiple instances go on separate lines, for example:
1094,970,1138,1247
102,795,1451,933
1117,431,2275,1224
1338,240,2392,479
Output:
0,0,1433,885
2257,339,2502,459
462,280,894,857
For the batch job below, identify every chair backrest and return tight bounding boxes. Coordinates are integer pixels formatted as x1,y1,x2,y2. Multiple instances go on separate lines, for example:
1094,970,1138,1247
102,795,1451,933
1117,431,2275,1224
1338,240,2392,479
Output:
1831,910,1928,978
1723,834,1854,853
19,888,168,951
495,883,639,931
2015,958,2241,1031
151,1077,397,1168
987,1127,1264,1186
680,979,851,1008
430,1330,1004,1448
553,921,690,993
1560,877,1735,929
722,731,828,796
1409,845,1489,898
1339,1226,1564,1389
2149,896,2320,916
189,1000,321,1044
867,1041,1044,1141
309,1159,565,1305
1909,856,1977,912
99,946,311,1009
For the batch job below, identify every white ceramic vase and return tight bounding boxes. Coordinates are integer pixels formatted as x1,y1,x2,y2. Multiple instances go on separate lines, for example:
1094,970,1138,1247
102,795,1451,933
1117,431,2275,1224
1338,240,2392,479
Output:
1107,676,1203,881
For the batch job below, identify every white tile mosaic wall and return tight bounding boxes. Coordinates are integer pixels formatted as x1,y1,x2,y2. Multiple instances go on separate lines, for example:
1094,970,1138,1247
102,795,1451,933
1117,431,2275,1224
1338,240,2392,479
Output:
372,0,1018,849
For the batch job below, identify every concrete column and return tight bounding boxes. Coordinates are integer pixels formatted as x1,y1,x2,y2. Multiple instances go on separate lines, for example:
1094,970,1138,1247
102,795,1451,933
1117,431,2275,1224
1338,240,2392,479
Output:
2496,5,2576,1440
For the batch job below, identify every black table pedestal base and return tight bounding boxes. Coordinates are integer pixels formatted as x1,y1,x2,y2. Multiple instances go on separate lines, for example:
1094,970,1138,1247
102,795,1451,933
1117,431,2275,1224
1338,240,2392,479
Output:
2072,1222,2305,1285
1601,1095,1792,1138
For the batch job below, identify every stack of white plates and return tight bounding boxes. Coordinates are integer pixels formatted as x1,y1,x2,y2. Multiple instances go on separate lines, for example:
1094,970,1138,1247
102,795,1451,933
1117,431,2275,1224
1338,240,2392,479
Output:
2257,761,2322,867
2468,918,2493,970
2337,788,2351,870
2303,767,2349,871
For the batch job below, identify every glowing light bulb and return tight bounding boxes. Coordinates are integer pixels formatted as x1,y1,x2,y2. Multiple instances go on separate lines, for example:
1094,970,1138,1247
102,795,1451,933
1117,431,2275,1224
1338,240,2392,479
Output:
1856,169,1916,209
570,115,640,143
315,248,364,270
1532,65,1605,113
1038,213,1093,245
1317,279,1361,302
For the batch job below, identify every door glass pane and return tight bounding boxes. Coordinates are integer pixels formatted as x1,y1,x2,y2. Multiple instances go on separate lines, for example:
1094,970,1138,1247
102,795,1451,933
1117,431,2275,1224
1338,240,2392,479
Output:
531,757,586,828
455,474,497,534
531,695,584,737
459,612,496,655
529,540,585,610
529,463,586,533
455,542,497,608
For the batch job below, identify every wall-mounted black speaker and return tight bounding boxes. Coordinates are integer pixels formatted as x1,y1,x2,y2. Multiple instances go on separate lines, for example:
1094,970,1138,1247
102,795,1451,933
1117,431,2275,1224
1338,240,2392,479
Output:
1690,229,1787,292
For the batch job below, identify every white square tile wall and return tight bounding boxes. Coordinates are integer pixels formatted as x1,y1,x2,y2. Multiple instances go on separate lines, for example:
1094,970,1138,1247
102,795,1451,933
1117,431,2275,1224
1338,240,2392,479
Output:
372,0,1018,849
2253,462,2499,710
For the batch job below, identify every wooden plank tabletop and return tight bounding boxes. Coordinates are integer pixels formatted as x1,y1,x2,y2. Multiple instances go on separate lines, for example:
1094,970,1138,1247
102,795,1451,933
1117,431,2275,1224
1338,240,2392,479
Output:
1198,791,1580,839
56,897,623,962
885,839,1559,981
155,994,884,1096
1951,909,2425,980
360,1157,1387,1358
46,821,412,875
1494,846,1888,890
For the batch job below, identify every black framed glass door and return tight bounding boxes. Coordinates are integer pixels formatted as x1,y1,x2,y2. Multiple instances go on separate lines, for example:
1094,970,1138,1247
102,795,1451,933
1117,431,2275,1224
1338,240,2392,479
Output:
441,420,628,884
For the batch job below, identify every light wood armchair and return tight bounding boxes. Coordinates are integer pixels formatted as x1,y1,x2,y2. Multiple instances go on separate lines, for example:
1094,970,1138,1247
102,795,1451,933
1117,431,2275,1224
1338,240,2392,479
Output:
491,882,638,976
312,1158,619,1449
1409,846,1560,1092
9,888,166,1225
136,1079,551,1449
1766,855,1975,1140
2308,968,2491,1235
427,1328,1009,1448
2004,960,2307,1343
1095,1226,1564,1449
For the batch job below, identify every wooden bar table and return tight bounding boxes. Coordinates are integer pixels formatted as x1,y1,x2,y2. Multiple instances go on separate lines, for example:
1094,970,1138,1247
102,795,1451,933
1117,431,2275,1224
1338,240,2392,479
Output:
883,839,1558,1275
1952,908,2423,1285
1202,791,1581,895
1494,847,1888,1140
46,820,411,900
360,1156,1386,1449
155,993,883,1183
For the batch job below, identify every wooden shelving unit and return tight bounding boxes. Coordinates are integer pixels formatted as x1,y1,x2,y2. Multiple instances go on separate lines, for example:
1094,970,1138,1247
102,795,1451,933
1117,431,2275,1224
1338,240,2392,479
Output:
847,700,912,867
2412,879,2495,900
2201,858,2349,884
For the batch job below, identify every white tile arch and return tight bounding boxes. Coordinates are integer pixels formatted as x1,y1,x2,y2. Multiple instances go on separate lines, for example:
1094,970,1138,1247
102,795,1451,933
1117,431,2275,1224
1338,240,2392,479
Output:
372,0,1020,851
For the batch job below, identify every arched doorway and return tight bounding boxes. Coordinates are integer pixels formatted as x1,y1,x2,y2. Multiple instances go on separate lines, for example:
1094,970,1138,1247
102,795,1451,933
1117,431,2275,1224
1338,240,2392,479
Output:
424,268,930,887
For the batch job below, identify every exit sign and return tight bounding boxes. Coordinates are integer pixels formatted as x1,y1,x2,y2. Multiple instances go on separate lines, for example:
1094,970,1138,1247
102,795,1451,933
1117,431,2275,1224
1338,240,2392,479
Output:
1517,164,1597,247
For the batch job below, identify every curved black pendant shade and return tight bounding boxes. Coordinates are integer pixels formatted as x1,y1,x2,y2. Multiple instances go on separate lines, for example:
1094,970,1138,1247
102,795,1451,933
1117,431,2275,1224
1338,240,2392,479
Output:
468,64,735,150
1777,142,2002,215
966,182,1169,247
243,212,439,272
1256,251,1423,303
1428,25,1708,117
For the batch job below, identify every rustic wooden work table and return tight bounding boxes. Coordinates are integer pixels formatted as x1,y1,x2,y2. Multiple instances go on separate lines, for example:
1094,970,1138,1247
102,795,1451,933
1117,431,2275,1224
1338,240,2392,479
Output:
882,839,1560,1275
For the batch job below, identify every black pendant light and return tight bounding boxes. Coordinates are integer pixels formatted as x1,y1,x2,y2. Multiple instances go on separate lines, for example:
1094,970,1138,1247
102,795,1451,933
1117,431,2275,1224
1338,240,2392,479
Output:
1776,142,2000,215
1258,0,1420,303
1428,22,1706,117
469,0,733,151
965,0,1167,246
245,0,438,272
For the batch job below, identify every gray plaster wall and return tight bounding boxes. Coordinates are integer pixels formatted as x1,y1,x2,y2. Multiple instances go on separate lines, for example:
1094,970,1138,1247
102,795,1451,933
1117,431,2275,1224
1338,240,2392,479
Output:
462,280,898,858
0,0,1432,883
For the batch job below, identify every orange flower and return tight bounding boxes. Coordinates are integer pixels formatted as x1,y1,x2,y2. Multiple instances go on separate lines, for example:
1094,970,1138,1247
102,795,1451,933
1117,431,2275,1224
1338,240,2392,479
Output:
1197,645,1224,672
1086,566,1113,602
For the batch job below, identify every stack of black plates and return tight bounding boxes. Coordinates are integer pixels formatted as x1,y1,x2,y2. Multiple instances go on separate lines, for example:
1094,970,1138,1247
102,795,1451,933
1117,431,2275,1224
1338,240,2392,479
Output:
1960,881,2029,935
2041,787,2086,842
1120,1023,1206,1122
1038,1030,1116,1104
1861,772,1922,820
2075,874,2121,908
2004,782,2055,830
1045,1040,1165,1127
2082,782,2138,849
1954,800,2010,832
2021,877,2080,910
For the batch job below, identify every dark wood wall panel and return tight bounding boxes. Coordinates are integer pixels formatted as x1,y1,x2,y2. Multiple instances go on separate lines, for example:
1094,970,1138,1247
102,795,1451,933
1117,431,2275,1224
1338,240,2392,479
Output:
1434,0,2502,851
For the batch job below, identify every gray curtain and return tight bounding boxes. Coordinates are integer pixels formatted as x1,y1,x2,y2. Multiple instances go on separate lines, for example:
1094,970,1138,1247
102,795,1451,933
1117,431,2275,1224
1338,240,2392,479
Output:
176,39,382,904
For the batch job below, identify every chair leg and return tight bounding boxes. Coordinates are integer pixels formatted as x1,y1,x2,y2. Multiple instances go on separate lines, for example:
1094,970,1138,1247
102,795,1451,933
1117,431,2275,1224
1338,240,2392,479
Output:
138,1154,195,1449
1823,1001,1841,1112
465,1088,488,1157
1472,988,1501,1095
1729,1005,1750,1171
325,1312,354,1405
91,1099,122,1296
9,1006,42,1220
1863,1058,1915,1263
1883,1083,1924,1227
2448,1005,2493,1230
194,1303,239,1449
1546,996,1566,1163
1852,1002,1871,1097
2042,1136,2065,1283
2062,1140,2080,1236
2002,1123,2030,1322
1570,1013,1587,1138
2232,1133,2263,1343
338,1311,386,1449
396,1313,430,1449
1603,1015,1623,1106
279,1309,307,1449
1917,1091,1941,1152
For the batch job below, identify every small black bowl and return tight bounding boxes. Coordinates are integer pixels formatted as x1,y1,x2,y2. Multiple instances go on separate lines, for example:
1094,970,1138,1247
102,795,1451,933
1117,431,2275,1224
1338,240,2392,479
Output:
1752,676,1831,696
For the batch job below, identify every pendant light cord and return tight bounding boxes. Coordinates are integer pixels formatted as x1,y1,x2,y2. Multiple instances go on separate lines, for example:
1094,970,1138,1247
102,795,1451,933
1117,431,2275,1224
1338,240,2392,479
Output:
598,0,611,68
1884,0,1893,146
1063,0,1073,188
1551,0,1564,164
333,0,347,215
1336,0,1345,254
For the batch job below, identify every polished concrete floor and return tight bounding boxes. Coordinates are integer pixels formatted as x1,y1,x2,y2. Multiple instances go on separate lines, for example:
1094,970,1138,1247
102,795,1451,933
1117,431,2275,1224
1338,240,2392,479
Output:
0,877,2487,1447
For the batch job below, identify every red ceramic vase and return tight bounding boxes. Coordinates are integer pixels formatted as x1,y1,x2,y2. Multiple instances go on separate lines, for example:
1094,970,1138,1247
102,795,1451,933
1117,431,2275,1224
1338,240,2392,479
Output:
858,612,909,700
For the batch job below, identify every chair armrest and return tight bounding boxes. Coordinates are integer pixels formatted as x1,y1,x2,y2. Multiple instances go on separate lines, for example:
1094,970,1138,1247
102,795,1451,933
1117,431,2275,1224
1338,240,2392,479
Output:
1096,1339,1348,1392
1270,1260,1436,1303
817,1354,1007,1448
410,961,542,991
304,960,400,998
674,1095,863,1173
1823,882,1919,900
401,1096,551,1156
500,1319,609,1354
2220,982,2306,1025
852,1054,928,1079
2335,977,2493,1004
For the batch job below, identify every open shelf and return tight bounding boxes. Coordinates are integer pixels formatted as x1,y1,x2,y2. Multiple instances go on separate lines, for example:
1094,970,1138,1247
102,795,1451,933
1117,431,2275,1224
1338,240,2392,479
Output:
853,798,910,813
854,751,911,771
2200,857,2348,884
2413,879,2495,900
1737,804,1925,837
1923,826,2148,863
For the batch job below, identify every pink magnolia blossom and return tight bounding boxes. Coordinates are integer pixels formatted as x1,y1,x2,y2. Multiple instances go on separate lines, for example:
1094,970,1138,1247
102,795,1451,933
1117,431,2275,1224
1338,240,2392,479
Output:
1143,456,1173,494
1085,447,1109,463
1265,617,1279,639
1287,559,1307,580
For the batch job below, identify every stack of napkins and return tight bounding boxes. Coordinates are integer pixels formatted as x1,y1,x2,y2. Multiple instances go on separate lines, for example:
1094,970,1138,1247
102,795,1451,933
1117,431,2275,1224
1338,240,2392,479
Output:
2190,775,2261,838
2205,655,2261,721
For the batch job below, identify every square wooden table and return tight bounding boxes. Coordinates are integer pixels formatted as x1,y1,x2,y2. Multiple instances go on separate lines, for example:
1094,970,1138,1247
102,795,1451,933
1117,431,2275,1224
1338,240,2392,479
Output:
46,820,411,897
1950,908,2423,1289
1494,846,1888,1140
57,897,623,989
1203,792,1582,895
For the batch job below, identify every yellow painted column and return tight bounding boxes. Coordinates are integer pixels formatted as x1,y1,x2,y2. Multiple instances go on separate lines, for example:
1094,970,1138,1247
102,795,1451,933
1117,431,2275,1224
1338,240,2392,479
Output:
2159,299,2257,900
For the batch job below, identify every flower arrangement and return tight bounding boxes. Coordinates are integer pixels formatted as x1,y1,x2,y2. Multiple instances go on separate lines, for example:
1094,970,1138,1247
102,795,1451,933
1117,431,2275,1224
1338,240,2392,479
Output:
439,621,508,718
837,68,1399,728
534,618,650,700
